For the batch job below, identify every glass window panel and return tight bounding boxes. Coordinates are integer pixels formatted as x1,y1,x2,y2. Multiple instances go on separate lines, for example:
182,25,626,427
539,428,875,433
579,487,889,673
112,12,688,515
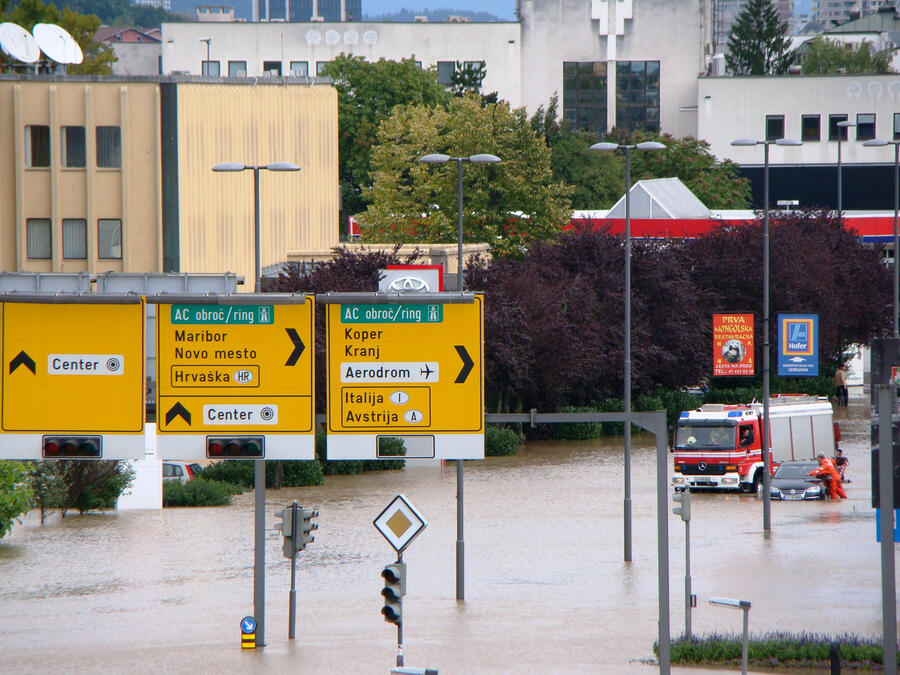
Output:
592,62,606,77
647,107,660,122
856,113,875,140
26,218,51,259
201,60,220,76
828,114,848,141
765,115,785,141
61,126,86,168
646,90,660,106
563,62,577,76
437,61,455,84
578,62,592,76
290,61,308,76
630,107,646,123
263,61,282,75
316,61,329,75
228,60,247,77
96,126,121,168
563,108,577,123
801,114,820,141
563,89,576,106
630,89,645,105
894,113,900,141
62,218,87,259
25,125,50,167
98,219,122,259
579,89,593,103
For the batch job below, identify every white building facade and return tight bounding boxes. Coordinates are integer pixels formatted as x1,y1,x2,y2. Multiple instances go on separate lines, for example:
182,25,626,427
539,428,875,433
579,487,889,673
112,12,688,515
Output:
161,0,715,138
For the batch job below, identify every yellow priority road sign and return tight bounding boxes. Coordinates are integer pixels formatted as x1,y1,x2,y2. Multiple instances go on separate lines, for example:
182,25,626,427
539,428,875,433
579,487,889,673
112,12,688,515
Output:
154,294,315,460
0,297,145,436
325,293,484,460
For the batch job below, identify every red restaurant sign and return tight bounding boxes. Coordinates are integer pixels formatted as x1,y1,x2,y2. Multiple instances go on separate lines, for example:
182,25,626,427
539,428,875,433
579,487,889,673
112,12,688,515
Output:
713,313,755,377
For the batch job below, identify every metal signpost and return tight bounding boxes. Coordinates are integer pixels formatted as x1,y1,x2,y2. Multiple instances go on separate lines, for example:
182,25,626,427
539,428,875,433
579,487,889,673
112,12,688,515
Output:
672,489,692,640
153,292,315,650
0,295,146,460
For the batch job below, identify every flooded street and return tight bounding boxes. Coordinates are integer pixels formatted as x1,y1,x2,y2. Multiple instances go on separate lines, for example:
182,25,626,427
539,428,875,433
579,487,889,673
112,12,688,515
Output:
0,401,895,674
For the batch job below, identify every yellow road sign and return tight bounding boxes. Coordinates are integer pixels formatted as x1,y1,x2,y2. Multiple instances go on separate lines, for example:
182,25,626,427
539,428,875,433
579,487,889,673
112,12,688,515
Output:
155,295,314,437
326,295,483,459
0,299,145,434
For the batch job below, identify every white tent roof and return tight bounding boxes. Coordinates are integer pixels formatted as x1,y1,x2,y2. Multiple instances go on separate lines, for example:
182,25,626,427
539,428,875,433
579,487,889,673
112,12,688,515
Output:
606,177,711,219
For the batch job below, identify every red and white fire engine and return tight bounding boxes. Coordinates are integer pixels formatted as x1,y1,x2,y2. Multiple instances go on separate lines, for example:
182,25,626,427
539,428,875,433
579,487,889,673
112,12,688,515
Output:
671,395,838,492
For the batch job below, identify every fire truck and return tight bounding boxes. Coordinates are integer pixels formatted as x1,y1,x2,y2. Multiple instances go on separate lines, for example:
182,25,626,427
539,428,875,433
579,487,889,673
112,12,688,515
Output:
671,395,838,492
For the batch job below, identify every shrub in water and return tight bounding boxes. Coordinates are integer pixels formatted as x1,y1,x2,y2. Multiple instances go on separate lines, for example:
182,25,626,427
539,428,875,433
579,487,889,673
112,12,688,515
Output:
163,478,234,507
547,406,604,440
485,425,520,456
196,461,254,489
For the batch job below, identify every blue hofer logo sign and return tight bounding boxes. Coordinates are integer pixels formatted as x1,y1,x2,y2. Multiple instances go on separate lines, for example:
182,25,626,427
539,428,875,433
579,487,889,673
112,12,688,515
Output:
777,314,819,376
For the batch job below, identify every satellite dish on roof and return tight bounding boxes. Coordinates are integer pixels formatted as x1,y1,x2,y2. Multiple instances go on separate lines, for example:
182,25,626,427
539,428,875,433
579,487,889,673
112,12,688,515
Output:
33,23,83,64
0,22,41,63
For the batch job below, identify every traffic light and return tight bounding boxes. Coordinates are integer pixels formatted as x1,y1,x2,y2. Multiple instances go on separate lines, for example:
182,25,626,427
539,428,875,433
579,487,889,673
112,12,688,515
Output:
672,490,691,522
298,507,318,550
277,506,297,558
206,436,264,459
381,562,406,625
42,435,101,459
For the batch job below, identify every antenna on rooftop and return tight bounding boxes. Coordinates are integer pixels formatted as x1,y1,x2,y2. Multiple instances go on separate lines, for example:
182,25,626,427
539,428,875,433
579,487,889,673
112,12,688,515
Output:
32,23,83,71
0,22,41,71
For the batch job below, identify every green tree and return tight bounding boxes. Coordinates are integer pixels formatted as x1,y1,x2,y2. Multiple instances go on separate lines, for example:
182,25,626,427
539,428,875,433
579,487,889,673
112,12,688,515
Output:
362,94,573,256
319,55,450,218
801,36,893,74
628,131,751,209
0,461,33,539
2,0,115,74
725,0,792,75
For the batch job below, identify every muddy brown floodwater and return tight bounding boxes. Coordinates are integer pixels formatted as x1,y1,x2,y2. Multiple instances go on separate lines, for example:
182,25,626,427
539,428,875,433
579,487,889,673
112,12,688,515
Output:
0,401,895,674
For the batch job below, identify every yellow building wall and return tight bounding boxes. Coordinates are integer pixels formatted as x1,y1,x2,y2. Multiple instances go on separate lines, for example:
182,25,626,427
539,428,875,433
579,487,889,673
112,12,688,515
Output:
175,83,339,288
0,79,161,274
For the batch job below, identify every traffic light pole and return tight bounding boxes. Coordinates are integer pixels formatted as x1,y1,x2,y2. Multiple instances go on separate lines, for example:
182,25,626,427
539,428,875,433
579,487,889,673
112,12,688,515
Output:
254,459,266,647
396,553,405,668
289,501,300,640
684,518,692,641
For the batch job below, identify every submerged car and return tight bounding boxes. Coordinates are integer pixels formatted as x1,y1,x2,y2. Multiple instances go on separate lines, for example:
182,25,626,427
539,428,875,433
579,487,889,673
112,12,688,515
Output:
769,460,825,500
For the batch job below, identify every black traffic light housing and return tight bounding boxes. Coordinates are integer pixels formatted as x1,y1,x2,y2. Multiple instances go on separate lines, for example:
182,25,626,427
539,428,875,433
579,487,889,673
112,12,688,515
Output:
381,562,406,624
42,435,102,459
206,436,264,459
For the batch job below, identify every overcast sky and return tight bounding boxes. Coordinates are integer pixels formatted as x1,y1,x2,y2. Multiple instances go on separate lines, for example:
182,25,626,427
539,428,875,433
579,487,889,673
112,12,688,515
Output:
364,0,518,20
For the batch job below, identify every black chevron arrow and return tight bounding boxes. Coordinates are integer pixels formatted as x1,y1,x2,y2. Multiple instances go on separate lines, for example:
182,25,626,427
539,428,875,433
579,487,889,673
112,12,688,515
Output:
454,345,474,384
285,328,305,366
165,402,191,426
9,351,35,375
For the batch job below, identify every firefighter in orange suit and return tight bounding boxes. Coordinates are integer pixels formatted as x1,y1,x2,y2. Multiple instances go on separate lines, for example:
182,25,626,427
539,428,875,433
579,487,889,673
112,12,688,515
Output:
809,453,846,499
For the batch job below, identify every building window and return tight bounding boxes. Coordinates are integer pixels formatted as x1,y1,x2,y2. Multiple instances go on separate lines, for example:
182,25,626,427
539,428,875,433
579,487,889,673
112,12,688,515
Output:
894,113,900,141
228,60,247,77
856,113,875,140
414,60,422,69
201,60,220,76
25,125,50,167
437,61,456,85
289,61,308,76
263,61,282,76
563,61,608,134
316,61,329,75
61,126,86,167
26,219,51,259
96,126,121,168
828,114,849,141
62,218,87,259
765,115,785,141
98,219,123,259
615,61,659,133
801,115,820,142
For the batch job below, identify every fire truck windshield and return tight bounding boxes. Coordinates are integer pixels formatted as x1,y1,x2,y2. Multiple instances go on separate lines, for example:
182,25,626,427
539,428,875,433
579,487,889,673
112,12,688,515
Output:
675,424,736,450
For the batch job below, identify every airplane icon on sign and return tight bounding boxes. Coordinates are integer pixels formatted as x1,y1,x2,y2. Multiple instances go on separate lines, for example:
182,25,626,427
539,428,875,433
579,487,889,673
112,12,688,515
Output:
420,364,435,379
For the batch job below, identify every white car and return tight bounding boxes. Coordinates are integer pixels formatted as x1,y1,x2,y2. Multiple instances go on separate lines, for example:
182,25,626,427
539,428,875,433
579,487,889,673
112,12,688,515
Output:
162,461,202,484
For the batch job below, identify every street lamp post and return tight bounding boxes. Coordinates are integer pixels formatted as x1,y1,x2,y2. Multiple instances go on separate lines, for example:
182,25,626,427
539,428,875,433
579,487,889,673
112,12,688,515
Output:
211,160,301,647
863,138,900,337
709,598,752,675
836,120,856,214
589,140,665,563
418,151,501,602
730,137,801,533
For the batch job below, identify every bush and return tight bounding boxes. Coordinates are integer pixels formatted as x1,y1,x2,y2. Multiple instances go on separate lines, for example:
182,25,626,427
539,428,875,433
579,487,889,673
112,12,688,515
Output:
196,461,255,490
485,424,520,456
548,406,604,440
163,478,235,507
271,460,324,487
638,388,703,427
315,430,405,474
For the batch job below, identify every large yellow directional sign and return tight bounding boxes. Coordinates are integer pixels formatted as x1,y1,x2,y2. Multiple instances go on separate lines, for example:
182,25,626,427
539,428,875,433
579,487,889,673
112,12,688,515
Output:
326,294,483,460
0,298,145,459
155,295,315,460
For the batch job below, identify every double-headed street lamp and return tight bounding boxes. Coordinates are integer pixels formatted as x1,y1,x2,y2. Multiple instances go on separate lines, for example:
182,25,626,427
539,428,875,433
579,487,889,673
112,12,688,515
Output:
211,159,301,648
836,120,856,214
418,151,501,603
730,137,802,532
589,140,666,563
418,153,501,291
212,161,302,292
863,138,900,337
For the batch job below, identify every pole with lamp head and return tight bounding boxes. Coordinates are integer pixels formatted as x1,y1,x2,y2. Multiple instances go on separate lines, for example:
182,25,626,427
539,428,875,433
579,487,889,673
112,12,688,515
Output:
418,151,501,601
589,140,665,563
211,160,301,646
730,137,801,532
